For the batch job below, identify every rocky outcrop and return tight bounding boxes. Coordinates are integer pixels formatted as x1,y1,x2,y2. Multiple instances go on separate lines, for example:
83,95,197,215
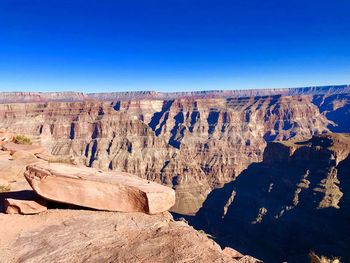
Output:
0,86,349,214
0,209,261,263
193,133,350,263
0,137,259,263
25,163,175,214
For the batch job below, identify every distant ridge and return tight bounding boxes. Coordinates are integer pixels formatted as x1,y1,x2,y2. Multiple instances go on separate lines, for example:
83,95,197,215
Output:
0,85,349,103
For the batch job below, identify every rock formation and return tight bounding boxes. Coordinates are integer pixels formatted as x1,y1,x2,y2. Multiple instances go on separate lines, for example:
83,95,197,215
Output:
0,138,259,263
193,133,350,263
0,209,260,263
0,85,349,214
25,163,175,214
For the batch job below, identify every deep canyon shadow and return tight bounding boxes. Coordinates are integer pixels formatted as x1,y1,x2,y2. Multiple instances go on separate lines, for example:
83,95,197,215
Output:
183,153,350,263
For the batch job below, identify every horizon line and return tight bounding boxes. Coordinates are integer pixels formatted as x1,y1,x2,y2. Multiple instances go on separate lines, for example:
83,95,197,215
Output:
1,83,349,95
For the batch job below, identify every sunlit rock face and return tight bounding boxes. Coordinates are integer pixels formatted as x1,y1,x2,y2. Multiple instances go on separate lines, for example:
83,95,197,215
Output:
0,85,349,214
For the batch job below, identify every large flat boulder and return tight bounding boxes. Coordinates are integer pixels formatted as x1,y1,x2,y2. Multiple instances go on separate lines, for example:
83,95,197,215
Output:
24,163,176,214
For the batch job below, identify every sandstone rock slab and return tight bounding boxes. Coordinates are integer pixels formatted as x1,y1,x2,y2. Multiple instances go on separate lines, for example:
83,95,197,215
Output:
4,198,47,215
25,163,175,214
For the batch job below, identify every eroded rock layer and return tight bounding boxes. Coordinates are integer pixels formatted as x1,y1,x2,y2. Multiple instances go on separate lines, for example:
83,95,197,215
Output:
0,86,349,214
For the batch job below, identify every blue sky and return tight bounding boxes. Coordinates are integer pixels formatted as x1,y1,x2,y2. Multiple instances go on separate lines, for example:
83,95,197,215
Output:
0,0,349,92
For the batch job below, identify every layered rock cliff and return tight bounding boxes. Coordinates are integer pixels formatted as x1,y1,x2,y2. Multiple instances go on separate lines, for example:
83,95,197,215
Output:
194,133,350,263
0,85,349,214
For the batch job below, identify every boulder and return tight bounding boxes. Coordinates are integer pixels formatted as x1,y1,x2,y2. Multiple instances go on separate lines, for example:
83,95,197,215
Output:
24,163,176,214
4,198,47,215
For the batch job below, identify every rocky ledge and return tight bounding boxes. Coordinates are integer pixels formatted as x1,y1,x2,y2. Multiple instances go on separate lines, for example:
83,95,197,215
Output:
0,131,260,262
0,209,260,263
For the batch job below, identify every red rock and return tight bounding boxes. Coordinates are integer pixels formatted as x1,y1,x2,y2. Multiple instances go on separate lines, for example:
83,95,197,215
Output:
24,163,175,214
1,142,45,155
4,198,47,215
0,209,244,262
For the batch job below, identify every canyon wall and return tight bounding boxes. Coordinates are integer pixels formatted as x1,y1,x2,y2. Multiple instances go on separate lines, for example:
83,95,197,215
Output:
0,85,349,214
194,133,350,263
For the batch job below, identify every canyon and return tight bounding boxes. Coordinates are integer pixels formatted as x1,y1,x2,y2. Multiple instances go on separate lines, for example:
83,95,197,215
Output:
0,85,349,215
0,85,349,262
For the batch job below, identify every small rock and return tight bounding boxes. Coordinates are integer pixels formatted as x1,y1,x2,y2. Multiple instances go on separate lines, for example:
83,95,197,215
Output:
4,198,47,215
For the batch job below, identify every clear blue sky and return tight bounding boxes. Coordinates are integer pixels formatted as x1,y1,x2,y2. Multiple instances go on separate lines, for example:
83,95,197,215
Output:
0,0,349,93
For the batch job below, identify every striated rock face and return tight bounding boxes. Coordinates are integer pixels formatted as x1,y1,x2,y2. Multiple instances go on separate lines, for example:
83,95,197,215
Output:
194,133,350,263
0,209,260,263
25,163,175,214
0,86,349,214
